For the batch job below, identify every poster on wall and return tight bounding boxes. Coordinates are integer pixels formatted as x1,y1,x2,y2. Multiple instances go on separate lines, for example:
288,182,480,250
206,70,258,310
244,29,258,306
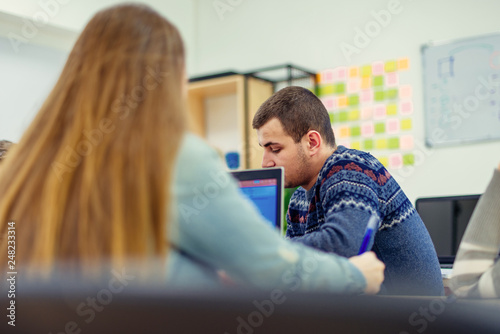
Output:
422,33,500,147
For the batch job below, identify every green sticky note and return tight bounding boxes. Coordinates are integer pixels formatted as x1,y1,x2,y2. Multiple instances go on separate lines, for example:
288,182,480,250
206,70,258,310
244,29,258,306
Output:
386,89,398,100
386,104,397,115
403,153,415,165
375,122,385,134
361,65,372,77
329,112,335,123
348,95,359,106
373,75,384,87
401,118,412,130
351,126,361,137
374,90,385,101
348,109,360,121
385,60,397,72
334,83,345,94
388,137,400,149
338,111,348,122
318,84,335,97
363,139,374,150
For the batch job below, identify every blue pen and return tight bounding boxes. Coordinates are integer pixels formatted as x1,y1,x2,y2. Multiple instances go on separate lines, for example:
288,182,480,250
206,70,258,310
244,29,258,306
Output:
357,215,379,255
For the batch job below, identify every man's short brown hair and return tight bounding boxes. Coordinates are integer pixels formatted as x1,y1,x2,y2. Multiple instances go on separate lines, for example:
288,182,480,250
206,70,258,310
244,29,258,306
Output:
0,140,13,163
252,86,335,147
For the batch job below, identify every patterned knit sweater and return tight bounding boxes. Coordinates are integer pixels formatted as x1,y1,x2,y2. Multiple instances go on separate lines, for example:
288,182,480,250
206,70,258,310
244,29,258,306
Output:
286,146,444,295
450,168,500,298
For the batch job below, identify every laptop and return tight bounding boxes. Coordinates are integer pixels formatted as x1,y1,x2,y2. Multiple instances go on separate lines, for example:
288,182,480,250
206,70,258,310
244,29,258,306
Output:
415,194,481,276
230,167,284,235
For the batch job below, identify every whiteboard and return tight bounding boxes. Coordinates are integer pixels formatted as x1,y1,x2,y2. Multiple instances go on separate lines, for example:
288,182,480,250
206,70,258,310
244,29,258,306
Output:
422,33,500,147
0,36,68,142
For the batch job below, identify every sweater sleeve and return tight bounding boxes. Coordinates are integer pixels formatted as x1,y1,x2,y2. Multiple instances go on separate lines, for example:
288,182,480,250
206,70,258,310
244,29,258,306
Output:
450,169,500,298
169,134,367,294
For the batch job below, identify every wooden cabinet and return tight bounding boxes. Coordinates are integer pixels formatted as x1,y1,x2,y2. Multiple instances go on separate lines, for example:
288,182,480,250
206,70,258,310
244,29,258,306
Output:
187,74,274,169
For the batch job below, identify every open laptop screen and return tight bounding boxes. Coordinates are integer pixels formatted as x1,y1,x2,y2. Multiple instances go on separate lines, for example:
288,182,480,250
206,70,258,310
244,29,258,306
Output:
230,167,284,233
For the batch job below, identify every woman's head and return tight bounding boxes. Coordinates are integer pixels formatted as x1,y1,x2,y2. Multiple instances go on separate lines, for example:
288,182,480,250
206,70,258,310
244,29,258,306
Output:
0,4,186,276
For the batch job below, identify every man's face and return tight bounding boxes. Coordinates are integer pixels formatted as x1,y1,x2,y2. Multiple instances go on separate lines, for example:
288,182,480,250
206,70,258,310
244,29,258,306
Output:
257,118,311,188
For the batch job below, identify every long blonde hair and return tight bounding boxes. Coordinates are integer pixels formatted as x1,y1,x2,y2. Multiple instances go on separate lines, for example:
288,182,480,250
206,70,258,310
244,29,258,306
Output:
0,4,186,276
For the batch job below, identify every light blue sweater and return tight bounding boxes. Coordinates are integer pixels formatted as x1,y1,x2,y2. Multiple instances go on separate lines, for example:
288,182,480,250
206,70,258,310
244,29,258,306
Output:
166,134,367,293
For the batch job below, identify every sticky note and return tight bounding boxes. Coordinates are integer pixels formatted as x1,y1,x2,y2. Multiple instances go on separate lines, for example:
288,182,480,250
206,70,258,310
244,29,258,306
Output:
337,95,348,108
337,140,350,148
403,153,415,165
400,135,414,150
322,97,336,110
334,66,347,81
385,88,398,100
318,84,335,97
363,139,374,150
372,61,384,75
401,118,412,130
347,80,360,93
400,101,413,115
328,112,335,123
361,65,372,77
348,95,359,106
373,105,386,119
386,72,399,87
399,85,412,99
351,126,361,137
361,77,372,90
388,137,400,149
374,90,385,102
348,109,360,121
385,60,397,72
361,106,373,120
349,66,359,78
386,118,400,134
351,141,361,150
320,69,335,83
386,104,398,115
360,90,373,104
361,122,374,137
338,111,348,122
373,75,384,87
398,57,410,71
378,157,389,167
334,83,346,94
389,153,403,169
316,73,322,83
375,138,388,150
339,126,350,138
374,122,386,134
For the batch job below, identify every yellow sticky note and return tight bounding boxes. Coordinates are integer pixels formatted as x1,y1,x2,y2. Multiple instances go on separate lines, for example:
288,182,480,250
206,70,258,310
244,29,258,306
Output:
397,57,410,71
351,141,361,150
348,109,360,121
378,156,389,167
401,118,412,130
386,104,398,115
361,77,371,90
349,67,359,78
360,65,372,77
375,138,388,150
339,126,350,138
385,60,397,72
337,95,348,108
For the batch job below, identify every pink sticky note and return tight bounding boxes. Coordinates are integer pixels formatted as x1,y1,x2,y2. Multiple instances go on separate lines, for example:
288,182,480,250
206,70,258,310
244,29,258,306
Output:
400,135,414,150
321,69,335,84
361,122,374,137
337,140,350,148
400,101,413,115
386,72,399,87
399,85,412,99
361,106,373,120
389,153,403,169
360,90,373,104
321,97,336,110
334,66,347,81
373,104,387,120
372,61,384,75
386,119,400,134
347,79,360,93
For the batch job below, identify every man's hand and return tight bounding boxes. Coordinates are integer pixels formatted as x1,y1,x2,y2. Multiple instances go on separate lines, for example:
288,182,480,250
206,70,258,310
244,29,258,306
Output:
348,251,385,294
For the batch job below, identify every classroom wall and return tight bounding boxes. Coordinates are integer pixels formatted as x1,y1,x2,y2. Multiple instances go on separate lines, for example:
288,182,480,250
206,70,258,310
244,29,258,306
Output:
1,0,500,204
191,0,500,204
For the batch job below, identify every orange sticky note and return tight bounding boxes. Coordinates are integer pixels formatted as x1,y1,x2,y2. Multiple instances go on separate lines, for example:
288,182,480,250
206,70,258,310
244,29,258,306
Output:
361,77,372,90
339,126,351,138
397,57,410,71
337,95,348,108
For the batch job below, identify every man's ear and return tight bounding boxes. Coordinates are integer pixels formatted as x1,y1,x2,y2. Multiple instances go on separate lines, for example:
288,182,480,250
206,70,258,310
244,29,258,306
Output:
305,130,322,156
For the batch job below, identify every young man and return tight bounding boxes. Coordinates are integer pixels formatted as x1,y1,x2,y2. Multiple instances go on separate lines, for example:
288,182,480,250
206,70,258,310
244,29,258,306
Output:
252,86,443,296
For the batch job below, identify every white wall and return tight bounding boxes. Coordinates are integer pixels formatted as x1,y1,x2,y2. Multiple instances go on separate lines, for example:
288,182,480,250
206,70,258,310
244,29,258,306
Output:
0,0,499,203
193,0,500,203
